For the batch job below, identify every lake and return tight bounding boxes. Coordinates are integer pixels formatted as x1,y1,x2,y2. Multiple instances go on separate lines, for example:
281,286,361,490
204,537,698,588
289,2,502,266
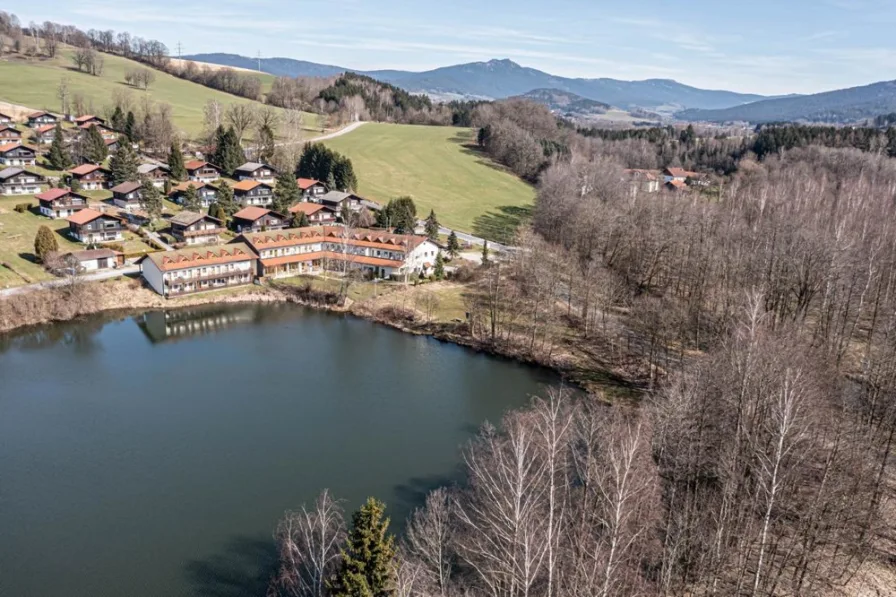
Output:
0,304,558,597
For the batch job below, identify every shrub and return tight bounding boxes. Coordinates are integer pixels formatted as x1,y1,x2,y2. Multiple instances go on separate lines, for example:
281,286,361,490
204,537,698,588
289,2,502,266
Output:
14,203,32,213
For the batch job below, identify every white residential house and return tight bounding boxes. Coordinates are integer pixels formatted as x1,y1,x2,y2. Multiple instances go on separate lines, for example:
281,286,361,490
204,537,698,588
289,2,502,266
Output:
139,243,257,297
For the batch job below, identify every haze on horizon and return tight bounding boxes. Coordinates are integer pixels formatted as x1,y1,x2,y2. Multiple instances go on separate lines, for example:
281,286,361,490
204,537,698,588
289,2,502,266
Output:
17,0,896,96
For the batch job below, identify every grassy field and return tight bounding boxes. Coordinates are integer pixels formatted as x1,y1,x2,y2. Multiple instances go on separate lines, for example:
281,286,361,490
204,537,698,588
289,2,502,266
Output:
0,48,321,138
0,195,81,286
326,124,536,242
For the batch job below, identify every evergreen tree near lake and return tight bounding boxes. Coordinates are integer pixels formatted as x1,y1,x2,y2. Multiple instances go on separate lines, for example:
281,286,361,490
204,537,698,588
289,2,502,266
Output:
181,184,201,212
328,497,396,597
212,126,245,175
215,181,237,217
47,125,72,170
140,179,163,219
376,197,417,233
167,141,187,181
272,169,301,214
424,209,439,241
446,230,460,258
34,225,58,263
83,124,108,164
109,140,139,186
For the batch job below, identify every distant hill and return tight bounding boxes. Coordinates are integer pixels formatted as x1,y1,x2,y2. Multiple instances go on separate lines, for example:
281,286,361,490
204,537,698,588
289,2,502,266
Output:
184,54,767,111
677,80,896,123
513,88,612,119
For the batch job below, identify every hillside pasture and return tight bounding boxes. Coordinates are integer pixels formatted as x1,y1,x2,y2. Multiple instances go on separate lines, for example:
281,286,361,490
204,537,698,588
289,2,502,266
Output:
325,124,535,241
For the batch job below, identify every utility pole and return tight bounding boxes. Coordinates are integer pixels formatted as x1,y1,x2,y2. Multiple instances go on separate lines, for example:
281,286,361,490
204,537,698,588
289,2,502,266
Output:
176,41,182,58
256,50,261,72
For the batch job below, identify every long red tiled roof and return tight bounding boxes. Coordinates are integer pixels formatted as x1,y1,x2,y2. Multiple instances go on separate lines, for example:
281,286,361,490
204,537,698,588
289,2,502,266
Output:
261,251,404,269
289,202,326,215
233,206,273,221
146,243,256,272
233,179,270,192
185,160,214,171
239,226,428,253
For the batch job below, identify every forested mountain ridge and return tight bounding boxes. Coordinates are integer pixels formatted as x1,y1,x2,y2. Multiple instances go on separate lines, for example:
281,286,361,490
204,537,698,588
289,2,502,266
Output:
678,79,896,123
184,54,768,111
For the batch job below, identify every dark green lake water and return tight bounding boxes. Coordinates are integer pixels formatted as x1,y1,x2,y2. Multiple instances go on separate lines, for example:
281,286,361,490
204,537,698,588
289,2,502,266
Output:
0,304,557,597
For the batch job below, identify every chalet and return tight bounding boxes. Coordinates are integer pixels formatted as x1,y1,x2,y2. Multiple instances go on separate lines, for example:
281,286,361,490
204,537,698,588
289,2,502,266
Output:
289,202,336,225
185,160,221,183
67,209,124,243
36,188,89,218
0,167,45,195
137,163,170,189
0,125,22,141
233,162,276,183
0,143,37,167
104,137,121,153
69,163,109,190
233,179,274,207
625,169,661,195
110,181,143,209
139,243,257,297
662,167,702,184
50,248,123,272
33,124,58,145
73,115,106,127
26,111,58,128
0,111,13,124
169,211,225,246
231,206,288,233
319,190,366,213
237,226,440,280
79,122,118,141
298,178,328,200
169,181,218,208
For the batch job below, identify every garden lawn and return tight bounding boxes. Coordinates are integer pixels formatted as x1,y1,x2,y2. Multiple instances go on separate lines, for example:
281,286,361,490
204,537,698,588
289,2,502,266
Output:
0,195,80,287
325,124,536,242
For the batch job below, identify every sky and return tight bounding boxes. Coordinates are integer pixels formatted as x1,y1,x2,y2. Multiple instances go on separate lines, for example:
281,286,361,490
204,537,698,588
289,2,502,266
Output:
12,0,896,95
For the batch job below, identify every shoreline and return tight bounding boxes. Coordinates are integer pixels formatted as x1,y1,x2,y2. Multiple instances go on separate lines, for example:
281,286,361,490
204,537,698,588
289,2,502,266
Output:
0,277,621,396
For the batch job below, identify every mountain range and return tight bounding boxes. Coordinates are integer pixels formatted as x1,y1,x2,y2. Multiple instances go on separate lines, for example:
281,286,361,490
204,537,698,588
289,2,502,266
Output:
183,54,768,112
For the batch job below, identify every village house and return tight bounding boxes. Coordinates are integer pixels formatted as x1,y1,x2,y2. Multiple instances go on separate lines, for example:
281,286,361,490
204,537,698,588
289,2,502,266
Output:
169,211,225,246
26,111,58,128
79,122,118,141
36,187,89,218
169,181,218,208
185,160,221,183
318,190,366,212
233,180,274,207
0,111,13,124
33,124,58,145
139,243,257,297
137,163,170,189
298,178,328,200
662,167,702,184
0,125,22,142
73,115,106,127
289,202,336,225
233,162,277,183
0,143,37,167
236,226,440,280
231,206,288,233
110,181,142,210
625,169,661,195
67,208,124,243
50,248,124,272
69,163,109,190
0,167,46,195
104,137,121,153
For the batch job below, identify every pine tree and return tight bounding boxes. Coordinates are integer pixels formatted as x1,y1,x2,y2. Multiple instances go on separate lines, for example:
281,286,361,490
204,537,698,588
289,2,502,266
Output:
140,179,163,219
214,126,244,175
294,211,310,227
433,251,445,279
167,141,187,181
124,111,136,142
258,123,275,163
481,239,489,265
47,125,72,170
424,209,439,241
273,169,301,214
84,125,108,163
182,184,201,212
333,156,358,191
215,181,237,217
109,141,139,186
446,230,460,258
328,498,395,597
110,106,125,132
208,202,226,222
34,225,58,263
69,176,82,193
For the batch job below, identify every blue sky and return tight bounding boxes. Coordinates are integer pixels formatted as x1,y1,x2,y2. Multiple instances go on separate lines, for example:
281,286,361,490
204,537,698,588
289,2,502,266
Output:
15,0,896,95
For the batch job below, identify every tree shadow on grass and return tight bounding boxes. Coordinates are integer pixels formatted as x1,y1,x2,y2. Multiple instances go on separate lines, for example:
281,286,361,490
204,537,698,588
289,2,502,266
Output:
16,251,39,265
185,535,278,597
472,205,533,245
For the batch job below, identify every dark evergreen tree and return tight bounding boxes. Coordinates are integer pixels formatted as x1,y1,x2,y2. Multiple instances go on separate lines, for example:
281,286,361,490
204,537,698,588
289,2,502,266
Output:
446,230,460,258
294,211,310,228
47,125,72,170
109,141,139,186
433,251,445,279
328,497,395,597
333,156,358,191
258,123,275,163
124,111,137,142
272,169,301,214
84,125,108,164
140,179,163,218
167,141,187,181
182,184,201,212
424,209,439,241
34,225,59,263
215,181,237,217
208,202,226,222
212,126,244,175
110,106,125,132
376,197,417,233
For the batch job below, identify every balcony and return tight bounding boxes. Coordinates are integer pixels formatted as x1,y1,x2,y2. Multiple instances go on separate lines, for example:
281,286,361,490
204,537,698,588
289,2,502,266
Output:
165,273,253,296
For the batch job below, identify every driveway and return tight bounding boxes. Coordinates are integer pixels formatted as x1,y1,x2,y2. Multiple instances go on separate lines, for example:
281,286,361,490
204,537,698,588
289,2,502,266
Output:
0,265,140,298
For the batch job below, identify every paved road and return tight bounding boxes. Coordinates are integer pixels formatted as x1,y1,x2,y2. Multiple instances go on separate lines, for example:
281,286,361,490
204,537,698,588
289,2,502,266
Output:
0,265,140,298
144,229,174,251
273,121,367,149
